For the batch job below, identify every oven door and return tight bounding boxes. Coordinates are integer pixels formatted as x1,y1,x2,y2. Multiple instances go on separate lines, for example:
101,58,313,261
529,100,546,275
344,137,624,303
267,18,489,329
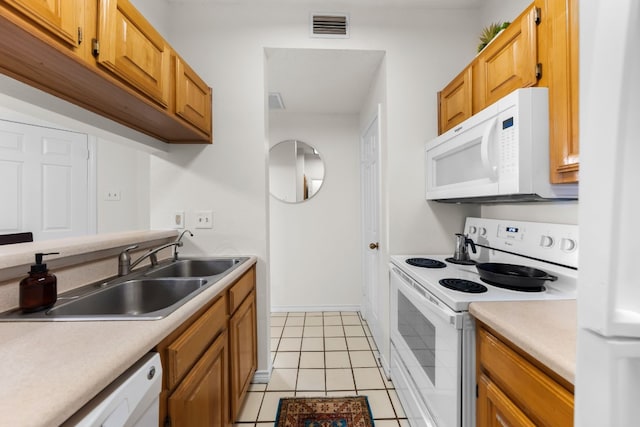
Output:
390,265,463,427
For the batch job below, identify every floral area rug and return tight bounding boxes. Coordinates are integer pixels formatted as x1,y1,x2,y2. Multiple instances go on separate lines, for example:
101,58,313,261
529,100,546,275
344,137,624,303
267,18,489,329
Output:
275,396,374,427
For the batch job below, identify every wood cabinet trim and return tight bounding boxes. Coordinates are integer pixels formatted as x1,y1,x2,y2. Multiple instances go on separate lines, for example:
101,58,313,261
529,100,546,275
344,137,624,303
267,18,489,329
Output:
229,266,256,314
438,66,472,134
477,325,574,426
174,54,212,136
229,289,257,421
3,0,80,48
478,373,536,427
168,330,229,427
96,0,170,107
166,293,228,390
476,5,538,107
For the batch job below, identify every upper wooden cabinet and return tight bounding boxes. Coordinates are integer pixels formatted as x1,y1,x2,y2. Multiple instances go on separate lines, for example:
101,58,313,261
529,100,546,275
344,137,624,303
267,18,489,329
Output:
174,54,213,137
475,5,538,108
437,0,579,184
2,0,82,49
536,0,579,183
0,0,212,143
438,5,539,135
96,0,170,107
437,67,472,134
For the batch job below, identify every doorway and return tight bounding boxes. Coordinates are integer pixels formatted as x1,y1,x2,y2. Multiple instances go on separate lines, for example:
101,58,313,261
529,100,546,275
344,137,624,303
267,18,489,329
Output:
266,48,386,312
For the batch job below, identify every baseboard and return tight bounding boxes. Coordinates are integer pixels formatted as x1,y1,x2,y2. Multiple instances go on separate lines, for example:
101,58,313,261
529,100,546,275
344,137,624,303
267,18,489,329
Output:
252,369,271,384
270,304,361,313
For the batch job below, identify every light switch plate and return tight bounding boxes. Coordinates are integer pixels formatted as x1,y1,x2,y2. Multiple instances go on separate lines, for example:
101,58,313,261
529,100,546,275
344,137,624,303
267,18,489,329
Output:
173,211,185,229
195,210,213,229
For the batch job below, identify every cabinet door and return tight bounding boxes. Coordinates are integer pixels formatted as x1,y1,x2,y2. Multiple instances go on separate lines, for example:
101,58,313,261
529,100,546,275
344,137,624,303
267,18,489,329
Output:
229,290,257,421
477,374,536,427
96,0,169,107
476,5,538,108
537,0,579,183
2,0,81,48
438,66,472,134
168,331,229,427
175,55,212,137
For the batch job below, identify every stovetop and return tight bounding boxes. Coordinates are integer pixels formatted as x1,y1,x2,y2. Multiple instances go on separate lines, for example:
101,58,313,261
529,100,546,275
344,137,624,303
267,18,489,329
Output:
390,217,579,312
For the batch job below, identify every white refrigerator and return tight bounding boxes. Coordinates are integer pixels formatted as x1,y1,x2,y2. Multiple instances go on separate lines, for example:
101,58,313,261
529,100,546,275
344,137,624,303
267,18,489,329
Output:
576,0,640,425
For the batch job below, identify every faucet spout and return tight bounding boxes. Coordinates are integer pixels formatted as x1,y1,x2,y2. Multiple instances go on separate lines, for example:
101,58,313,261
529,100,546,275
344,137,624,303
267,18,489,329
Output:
117,231,195,276
174,229,194,261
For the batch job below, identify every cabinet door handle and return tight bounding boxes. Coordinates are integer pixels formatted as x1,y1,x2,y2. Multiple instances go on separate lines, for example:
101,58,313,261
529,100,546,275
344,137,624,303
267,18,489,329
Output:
369,242,379,250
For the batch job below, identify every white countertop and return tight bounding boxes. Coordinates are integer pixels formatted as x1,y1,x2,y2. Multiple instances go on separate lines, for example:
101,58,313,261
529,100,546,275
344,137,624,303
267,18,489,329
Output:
0,256,257,427
469,299,577,385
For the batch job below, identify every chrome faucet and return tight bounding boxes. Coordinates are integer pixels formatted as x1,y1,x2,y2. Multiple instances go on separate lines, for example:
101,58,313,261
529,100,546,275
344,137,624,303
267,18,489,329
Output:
174,229,194,261
118,230,194,276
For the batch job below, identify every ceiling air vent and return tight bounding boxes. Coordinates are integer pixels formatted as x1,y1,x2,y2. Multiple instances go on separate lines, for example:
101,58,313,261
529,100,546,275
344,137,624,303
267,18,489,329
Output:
268,92,285,110
310,13,350,39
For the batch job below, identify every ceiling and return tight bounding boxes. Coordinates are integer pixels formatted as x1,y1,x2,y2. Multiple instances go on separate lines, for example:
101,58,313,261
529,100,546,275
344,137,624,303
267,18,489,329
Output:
266,48,385,115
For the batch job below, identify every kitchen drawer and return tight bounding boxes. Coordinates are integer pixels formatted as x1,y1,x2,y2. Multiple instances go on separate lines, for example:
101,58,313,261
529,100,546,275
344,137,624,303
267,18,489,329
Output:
166,294,227,390
478,327,573,426
228,266,255,314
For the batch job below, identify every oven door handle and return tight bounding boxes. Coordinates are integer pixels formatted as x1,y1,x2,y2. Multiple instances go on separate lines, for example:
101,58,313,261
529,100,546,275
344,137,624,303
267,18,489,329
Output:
392,267,462,329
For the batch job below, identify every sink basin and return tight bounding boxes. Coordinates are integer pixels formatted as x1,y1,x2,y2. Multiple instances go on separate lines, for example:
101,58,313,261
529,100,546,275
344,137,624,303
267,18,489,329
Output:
45,278,208,320
0,256,250,321
144,257,249,278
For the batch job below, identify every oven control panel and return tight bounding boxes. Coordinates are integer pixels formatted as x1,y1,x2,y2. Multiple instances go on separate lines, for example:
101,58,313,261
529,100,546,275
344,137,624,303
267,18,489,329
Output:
464,217,579,268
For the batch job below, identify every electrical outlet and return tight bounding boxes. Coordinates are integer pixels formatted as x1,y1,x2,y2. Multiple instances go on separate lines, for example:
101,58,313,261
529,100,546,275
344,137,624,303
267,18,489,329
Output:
195,210,213,229
105,190,120,201
173,211,185,229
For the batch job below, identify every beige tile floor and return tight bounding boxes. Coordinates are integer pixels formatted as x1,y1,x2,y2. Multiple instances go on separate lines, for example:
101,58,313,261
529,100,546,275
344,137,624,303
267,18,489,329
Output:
234,311,409,426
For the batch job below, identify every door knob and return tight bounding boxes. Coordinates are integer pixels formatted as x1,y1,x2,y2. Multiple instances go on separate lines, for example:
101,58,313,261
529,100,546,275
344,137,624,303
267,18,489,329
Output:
369,242,379,250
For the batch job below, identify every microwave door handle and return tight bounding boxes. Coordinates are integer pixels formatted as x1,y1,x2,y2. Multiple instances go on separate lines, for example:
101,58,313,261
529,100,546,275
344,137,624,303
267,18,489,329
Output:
480,117,499,180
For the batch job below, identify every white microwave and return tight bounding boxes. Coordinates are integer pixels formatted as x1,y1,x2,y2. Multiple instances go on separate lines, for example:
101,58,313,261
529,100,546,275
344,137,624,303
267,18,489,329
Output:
425,87,578,202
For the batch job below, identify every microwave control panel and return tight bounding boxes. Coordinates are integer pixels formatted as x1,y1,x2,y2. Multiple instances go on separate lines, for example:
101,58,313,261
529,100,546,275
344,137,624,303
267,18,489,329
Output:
498,108,518,178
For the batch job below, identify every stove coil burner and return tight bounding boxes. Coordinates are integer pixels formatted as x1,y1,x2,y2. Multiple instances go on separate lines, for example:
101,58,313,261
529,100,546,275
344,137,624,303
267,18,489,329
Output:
439,278,488,293
406,258,447,269
445,257,477,266
479,278,545,292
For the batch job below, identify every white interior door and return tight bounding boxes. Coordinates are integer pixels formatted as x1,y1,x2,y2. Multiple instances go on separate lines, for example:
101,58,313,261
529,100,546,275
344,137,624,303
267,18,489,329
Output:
0,119,90,241
361,109,382,349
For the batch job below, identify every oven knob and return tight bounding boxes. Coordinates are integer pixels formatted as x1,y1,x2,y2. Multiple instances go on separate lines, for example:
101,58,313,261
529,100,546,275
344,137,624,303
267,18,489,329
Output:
479,227,487,236
468,226,477,234
560,238,577,252
540,235,554,248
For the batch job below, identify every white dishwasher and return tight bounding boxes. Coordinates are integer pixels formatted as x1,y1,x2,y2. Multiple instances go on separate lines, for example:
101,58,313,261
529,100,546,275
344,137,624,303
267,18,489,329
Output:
63,352,162,427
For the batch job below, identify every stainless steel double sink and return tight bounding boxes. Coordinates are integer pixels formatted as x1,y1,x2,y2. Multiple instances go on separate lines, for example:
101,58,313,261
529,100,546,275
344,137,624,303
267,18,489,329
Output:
0,257,249,321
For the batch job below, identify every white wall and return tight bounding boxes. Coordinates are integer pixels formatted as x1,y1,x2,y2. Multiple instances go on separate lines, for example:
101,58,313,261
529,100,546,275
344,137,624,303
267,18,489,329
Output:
269,112,361,311
97,140,151,233
480,0,531,26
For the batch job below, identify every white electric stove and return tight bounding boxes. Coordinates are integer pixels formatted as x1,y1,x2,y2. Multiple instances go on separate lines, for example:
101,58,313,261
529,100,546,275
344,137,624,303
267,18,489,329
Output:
389,217,578,427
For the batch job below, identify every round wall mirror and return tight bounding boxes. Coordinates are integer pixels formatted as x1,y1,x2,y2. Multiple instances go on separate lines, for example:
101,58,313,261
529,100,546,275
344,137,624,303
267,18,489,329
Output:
269,140,325,203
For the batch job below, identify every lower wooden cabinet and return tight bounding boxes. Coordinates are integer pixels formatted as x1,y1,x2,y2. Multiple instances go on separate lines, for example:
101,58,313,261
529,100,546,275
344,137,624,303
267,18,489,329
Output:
477,373,536,427
168,330,229,427
229,289,257,420
476,324,574,427
158,264,257,427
